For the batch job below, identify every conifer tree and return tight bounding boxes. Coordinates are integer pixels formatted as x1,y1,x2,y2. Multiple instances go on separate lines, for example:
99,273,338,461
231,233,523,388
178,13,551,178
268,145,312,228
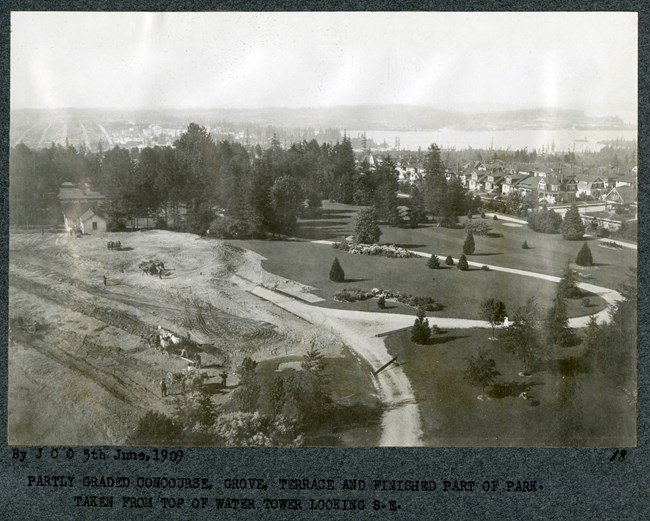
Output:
561,204,586,240
575,242,593,266
411,306,431,344
329,257,345,282
463,230,475,255
427,254,440,269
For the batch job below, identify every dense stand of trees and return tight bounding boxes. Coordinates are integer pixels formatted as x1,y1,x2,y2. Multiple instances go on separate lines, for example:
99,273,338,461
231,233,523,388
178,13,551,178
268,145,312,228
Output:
10,127,478,235
9,125,359,236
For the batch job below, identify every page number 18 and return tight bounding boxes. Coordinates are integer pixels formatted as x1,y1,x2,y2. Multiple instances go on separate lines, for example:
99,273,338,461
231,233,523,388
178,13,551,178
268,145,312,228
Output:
610,449,627,462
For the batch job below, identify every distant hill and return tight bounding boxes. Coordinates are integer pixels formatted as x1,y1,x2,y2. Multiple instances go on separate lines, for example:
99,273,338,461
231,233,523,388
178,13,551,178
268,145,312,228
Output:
10,105,634,151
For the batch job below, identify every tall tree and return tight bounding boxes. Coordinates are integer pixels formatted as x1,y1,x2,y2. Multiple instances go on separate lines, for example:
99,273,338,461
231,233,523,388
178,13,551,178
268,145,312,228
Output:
270,175,304,235
174,123,221,207
407,184,426,228
355,207,381,244
464,349,501,395
546,291,573,347
422,143,448,217
561,204,586,240
372,154,399,222
480,298,507,339
330,136,356,203
501,297,545,374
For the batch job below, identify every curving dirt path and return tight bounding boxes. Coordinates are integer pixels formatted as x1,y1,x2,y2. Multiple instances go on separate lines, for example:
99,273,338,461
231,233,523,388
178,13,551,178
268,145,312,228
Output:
232,278,424,446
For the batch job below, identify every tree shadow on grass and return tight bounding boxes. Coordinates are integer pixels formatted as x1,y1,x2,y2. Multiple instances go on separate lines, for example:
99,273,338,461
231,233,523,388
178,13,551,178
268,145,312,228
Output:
424,334,469,346
116,246,134,251
538,355,589,377
298,219,350,228
486,232,504,238
488,380,542,399
471,252,503,256
201,383,232,396
344,278,371,283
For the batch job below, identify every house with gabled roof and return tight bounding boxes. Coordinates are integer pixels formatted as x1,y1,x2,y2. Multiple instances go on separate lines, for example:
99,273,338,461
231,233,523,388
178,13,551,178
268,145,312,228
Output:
58,182,105,233
484,172,505,194
515,176,542,199
604,186,637,212
502,173,530,195
468,171,488,192
576,178,606,199
79,208,107,233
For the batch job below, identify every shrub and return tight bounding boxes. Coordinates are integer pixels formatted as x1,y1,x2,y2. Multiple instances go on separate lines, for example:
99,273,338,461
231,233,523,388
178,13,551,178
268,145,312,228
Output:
464,220,491,236
329,257,345,282
575,242,594,267
582,297,591,307
439,215,459,228
481,265,490,271
467,209,473,219
306,191,322,209
377,295,386,309
445,255,454,266
480,211,486,218
528,207,562,234
596,226,610,238
463,231,475,255
522,240,529,249
493,214,498,220
209,216,254,239
427,255,440,269
430,324,441,335
458,254,469,271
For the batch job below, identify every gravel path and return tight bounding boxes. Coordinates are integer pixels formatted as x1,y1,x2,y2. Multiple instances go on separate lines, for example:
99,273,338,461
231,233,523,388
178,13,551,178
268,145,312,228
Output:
233,280,425,446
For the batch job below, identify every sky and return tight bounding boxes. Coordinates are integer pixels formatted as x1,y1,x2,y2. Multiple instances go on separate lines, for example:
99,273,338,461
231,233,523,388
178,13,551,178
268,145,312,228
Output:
10,12,638,119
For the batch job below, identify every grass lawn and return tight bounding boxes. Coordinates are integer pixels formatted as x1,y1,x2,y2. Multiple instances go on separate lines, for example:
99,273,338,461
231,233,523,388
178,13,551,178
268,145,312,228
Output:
384,328,636,447
231,239,606,320
255,347,382,447
294,202,636,293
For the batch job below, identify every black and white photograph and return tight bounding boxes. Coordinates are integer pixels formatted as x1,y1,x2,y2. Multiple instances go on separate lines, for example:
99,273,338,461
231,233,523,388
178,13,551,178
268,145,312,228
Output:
8,11,638,448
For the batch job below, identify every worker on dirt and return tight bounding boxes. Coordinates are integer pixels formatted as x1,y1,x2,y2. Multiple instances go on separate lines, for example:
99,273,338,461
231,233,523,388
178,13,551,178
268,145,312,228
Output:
160,380,167,397
220,372,228,387
103,275,107,286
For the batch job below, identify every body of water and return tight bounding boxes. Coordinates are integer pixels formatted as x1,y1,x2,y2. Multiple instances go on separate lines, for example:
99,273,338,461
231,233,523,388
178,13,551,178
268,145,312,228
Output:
349,128,637,153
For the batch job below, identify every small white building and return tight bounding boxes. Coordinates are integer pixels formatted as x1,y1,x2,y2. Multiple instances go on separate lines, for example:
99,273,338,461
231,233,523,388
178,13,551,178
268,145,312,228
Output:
79,209,107,233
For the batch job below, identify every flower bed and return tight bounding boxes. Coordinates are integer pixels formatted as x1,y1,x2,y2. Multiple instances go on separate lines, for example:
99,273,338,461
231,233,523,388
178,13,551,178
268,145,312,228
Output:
599,241,623,249
333,287,443,311
371,288,443,311
332,241,417,258
333,288,375,303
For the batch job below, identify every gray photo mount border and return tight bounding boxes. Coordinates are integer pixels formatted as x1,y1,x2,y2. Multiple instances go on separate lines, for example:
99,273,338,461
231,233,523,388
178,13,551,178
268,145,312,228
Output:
0,2,647,520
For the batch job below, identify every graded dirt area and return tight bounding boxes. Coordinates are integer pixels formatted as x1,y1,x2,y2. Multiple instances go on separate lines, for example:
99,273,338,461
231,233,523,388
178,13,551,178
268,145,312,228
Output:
8,230,348,445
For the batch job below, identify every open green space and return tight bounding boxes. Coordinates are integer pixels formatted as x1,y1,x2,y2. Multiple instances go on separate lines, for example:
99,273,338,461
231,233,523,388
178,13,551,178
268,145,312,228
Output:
384,328,635,447
231,239,606,320
293,202,636,293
